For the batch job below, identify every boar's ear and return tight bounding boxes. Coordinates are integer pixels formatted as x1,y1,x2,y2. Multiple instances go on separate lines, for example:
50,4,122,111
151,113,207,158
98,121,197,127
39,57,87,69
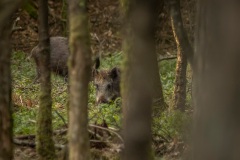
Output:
94,56,100,70
110,67,120,79
91,56,100,81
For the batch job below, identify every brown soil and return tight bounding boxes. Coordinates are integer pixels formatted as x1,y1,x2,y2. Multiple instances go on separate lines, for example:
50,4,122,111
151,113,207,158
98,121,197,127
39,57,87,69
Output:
11,0,195,56
12,0,122,55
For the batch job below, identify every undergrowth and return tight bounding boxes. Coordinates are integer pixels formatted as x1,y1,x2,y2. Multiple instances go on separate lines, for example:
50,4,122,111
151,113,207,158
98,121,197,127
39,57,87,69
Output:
12,51,191,145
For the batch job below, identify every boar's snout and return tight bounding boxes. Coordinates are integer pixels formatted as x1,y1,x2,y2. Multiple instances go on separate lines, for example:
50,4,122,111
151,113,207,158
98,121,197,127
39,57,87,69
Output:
96,95,108,104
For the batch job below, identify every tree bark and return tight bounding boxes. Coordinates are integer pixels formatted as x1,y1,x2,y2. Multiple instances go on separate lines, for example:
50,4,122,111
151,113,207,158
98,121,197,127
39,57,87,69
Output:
193,1,240,159
169,0,193,111
121,0,160,159
169,0,194,67
36,0,56,159
0,1,21,159
68,0,91,159
152,1,167,113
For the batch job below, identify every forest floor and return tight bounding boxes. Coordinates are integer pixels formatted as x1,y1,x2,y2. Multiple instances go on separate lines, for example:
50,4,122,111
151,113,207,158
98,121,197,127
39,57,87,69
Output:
11,0,194,159
12,0,191,56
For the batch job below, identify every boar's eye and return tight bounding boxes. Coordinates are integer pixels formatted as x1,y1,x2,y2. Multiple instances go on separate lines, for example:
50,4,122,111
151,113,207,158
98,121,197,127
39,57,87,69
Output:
106,84,112,90
95,84,99,90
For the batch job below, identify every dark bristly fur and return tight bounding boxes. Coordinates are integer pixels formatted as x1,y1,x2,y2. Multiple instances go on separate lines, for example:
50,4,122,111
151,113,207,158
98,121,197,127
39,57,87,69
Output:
92,57,121,104
30,36,69,81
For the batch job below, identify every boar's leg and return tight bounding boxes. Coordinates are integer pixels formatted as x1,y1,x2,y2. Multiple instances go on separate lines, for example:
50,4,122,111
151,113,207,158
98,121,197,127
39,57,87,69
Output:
33,59,41,83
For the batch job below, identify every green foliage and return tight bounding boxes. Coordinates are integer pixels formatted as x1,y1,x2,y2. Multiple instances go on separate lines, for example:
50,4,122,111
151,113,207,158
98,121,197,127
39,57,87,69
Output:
99,52,123,69
153,110,191,141
159,60,176,104
12,51,191,145
12,51,68,135
89,98,121,128
13,107,37,135
156,59,193,141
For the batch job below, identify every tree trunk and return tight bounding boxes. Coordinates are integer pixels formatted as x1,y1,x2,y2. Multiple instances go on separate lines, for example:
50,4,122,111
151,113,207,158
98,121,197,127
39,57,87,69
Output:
193,1,240,159
0,1,21,159
152,1,167,113
0,25,13,160
68,0,91,159
36,0,56,159
169,0,194,67
121,0,160,159
169,0,193,111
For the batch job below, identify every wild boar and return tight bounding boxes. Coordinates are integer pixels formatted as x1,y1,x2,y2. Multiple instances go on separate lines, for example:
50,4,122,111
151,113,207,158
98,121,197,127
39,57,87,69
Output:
92,57,121,104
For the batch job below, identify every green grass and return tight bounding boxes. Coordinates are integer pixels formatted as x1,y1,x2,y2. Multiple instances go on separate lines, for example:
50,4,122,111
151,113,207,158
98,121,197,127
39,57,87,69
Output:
12,51,69,135
11,51,123,135
12,51,190,142
13,107,37,135
159,60,176,104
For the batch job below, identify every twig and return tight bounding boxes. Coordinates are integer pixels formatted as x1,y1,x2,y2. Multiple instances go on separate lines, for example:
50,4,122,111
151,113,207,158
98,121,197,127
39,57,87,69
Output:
14,128,68,140
159,128,172,141
158,56,177,62
14,134,35,140
13,139,36,148
54,110,67,127
153,133,170,143
90,139,110,144
12,17,23,33
89,124,124,143
55,87,68,95
92,33,105,55
53,128,68,135
54,144,65,150
13,139,65,150
19,95,24,106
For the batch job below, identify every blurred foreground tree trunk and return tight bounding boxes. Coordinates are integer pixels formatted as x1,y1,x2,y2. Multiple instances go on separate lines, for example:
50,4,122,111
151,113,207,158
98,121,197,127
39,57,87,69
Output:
152,1,167,113
68,0,91,159
121,0,160,159
169,0,193,111
0,0,21,159
36,0,56,159
193,1,240,159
